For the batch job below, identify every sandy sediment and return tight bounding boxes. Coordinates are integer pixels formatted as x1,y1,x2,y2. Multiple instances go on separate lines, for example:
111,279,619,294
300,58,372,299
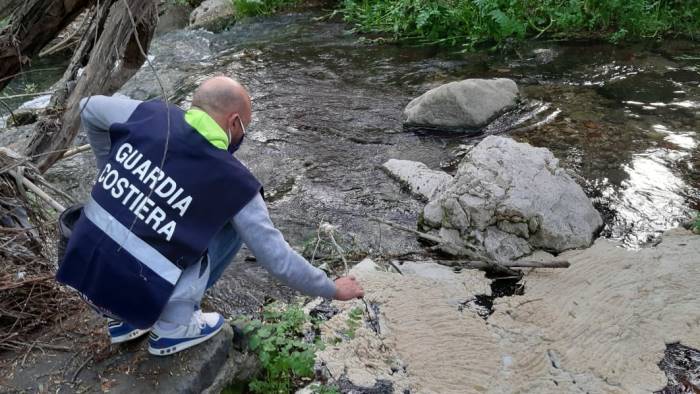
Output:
315,229,700,393
490,228,700,393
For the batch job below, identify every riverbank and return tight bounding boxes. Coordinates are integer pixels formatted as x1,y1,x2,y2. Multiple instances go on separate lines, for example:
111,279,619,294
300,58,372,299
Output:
0,5,698,393
2,228,697,393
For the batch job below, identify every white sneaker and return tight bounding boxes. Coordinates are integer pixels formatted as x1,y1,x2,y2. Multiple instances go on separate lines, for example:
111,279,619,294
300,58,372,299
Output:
147,310,225,356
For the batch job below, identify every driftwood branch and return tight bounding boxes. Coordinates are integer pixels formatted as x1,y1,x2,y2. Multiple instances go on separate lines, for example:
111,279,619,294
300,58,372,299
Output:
369,217,473,252
10,170,66,212
61,144,91,160
371,217,520,276
457,260,569,269
373,217,570,276
0,91,54,100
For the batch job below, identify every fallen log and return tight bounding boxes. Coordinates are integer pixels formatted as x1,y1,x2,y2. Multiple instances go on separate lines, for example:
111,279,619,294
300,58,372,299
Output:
456,260,570,269
22,0,158,173
0,0,91,91
369,217,475,254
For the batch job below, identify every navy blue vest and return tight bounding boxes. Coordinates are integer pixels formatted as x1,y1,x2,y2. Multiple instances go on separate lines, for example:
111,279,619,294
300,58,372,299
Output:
56,101,261,328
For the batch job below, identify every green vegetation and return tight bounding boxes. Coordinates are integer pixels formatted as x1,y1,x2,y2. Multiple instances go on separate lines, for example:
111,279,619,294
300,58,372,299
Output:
233,0,299,16
693,212,700,234
338,0,700,48
239,303,337,393
343,306,363,339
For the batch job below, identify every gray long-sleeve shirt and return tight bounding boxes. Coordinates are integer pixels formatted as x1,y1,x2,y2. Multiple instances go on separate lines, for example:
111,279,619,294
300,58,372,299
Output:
79,95,336,300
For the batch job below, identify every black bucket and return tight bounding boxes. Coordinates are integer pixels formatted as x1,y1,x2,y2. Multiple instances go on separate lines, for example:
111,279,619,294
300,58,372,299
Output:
56,204,83,264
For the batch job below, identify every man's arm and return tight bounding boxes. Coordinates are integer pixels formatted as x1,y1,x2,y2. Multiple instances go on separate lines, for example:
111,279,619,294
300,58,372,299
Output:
232,194,345,300
80,95,142,169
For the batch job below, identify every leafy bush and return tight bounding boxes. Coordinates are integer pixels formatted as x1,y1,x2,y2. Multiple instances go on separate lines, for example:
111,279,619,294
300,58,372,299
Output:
241,303,333,393
338,0,700,48
233,0,299,16
693,212,700,234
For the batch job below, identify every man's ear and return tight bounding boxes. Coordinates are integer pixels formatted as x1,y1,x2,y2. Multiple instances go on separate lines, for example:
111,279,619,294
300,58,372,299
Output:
228,113,240,130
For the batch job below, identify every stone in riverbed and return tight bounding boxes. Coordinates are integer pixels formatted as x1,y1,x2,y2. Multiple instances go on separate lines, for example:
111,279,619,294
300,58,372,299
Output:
189,0,236,31
403,78,519,130
381,158,453,201
422,135,603,261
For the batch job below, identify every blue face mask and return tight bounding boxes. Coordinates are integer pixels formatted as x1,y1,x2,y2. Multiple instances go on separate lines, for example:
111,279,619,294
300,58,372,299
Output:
227,117,246,154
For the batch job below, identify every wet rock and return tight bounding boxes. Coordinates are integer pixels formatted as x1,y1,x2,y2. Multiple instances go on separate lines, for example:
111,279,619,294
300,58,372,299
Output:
17,94,51,110
664,69,700,85
599,72,678,103
6,109,38,127
0,124,36,151
422,136,602,261
189,0,236,32
404,78,519,130
44,148,97,202
157,2,193,36
532,48,557,64
118,30,214,100
381,159,453,201
336,377,394,394
656,342,700,393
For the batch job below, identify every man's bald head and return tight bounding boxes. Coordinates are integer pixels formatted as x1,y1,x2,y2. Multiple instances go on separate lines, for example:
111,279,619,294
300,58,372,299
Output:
192,76,251,146
192,76,251,122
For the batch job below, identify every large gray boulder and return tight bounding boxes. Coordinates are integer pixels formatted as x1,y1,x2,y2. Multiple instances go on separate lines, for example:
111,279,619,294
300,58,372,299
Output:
404,78,519,130
421,136,603,261
189,0,236,31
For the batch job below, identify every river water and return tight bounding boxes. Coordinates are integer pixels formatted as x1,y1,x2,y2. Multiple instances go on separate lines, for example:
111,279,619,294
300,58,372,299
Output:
145,12,698,248
4,11,698,314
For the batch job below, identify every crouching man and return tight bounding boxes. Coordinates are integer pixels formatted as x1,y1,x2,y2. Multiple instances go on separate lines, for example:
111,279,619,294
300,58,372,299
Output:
56,76,363,356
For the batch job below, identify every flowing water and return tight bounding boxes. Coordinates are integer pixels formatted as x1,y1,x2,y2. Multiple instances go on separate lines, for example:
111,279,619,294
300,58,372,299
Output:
3,11,699,314
153,12,698,249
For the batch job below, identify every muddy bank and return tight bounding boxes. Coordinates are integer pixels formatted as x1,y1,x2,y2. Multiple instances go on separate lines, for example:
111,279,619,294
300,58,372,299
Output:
313,229,700,393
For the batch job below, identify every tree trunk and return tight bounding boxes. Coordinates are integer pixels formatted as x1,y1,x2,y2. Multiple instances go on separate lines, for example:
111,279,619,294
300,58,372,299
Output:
0,0,91,91
24,0,158,172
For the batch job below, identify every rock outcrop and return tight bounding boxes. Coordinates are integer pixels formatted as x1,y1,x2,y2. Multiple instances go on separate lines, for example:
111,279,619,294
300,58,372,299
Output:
189,0,236,31
381,159,453,201
308,230,700,393
421,136,603,261
404,78,519,130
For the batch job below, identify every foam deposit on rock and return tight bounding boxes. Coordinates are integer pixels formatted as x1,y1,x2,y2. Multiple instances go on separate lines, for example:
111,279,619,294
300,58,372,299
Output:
312,230,700,393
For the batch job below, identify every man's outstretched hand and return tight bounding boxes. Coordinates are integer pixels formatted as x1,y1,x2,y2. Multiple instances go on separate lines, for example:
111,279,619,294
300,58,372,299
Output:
334,276,364,301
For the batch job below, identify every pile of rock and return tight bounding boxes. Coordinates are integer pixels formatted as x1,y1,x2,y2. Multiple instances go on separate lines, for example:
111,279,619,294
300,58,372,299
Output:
384,136,603,261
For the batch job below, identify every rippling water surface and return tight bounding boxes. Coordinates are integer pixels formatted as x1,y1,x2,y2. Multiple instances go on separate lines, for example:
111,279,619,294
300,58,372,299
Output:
155,13,698,250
